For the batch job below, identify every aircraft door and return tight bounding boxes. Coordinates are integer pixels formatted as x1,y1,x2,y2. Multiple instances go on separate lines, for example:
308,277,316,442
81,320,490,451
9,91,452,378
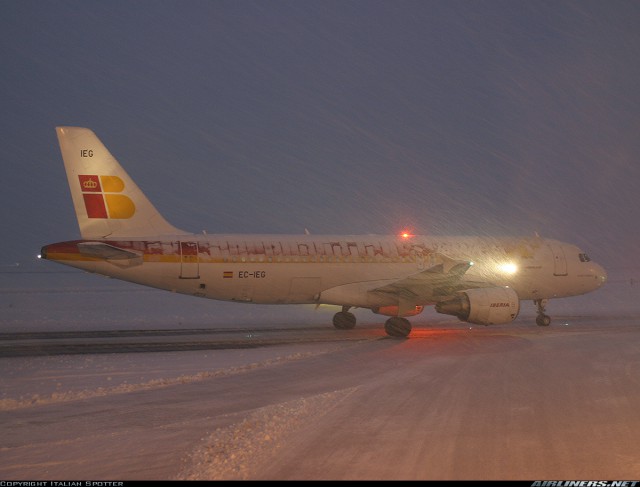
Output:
548,242,568,276
180,241,200,279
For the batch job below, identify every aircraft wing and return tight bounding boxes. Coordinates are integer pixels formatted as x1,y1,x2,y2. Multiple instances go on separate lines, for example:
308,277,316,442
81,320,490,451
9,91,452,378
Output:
77,242,143,267
368,253,477,314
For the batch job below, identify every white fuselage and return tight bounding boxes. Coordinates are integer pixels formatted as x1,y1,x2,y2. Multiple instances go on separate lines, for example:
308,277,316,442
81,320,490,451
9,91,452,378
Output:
42,234,607,309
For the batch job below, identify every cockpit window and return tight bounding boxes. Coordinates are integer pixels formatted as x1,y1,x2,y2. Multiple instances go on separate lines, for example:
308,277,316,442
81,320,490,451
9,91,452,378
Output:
579,253,591,262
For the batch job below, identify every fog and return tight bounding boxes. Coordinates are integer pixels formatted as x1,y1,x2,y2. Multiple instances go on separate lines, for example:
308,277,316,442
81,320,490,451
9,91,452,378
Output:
2,1,639,271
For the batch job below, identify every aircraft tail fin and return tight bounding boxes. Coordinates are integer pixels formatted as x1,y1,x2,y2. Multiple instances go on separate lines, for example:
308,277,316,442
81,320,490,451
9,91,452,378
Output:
56,126,189,239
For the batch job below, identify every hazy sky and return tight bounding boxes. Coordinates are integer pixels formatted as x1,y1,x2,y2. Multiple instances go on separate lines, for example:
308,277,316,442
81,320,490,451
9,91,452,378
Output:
2,0,639,271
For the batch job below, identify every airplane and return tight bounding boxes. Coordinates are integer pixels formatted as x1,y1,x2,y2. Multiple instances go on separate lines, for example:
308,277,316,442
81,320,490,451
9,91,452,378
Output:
40,127,608,338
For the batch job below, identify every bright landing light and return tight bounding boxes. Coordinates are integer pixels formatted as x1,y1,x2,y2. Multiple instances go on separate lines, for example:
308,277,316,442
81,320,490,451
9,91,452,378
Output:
497,262,518,275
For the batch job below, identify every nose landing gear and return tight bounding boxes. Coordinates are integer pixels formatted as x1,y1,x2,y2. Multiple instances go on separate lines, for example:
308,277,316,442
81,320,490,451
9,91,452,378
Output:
535,299,551,326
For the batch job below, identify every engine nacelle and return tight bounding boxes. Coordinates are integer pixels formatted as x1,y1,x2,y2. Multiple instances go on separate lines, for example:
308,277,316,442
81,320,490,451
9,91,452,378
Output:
372,305,425,317
435,287,520,325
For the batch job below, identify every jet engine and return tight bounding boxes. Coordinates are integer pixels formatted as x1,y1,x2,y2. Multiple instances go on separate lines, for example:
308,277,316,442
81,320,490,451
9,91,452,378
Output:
435,287,519,325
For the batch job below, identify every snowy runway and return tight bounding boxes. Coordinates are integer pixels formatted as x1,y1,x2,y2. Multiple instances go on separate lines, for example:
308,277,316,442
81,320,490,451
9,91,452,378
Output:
2,318,640,480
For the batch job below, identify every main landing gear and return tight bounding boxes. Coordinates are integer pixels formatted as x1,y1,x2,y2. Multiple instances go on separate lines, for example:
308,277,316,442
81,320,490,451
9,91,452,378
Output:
383,317,412,338
535,299,551,327
332,307,412,338
332,306,356,329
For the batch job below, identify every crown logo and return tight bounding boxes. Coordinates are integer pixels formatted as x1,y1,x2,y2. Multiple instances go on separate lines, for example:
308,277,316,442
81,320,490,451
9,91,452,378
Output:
83,178,98,190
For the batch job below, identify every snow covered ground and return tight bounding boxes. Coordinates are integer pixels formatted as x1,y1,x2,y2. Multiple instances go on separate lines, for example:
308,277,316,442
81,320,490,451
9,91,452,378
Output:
1,267,639,480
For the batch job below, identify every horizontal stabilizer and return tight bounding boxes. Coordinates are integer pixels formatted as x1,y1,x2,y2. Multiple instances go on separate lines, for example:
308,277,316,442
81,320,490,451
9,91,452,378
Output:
78,241,142,261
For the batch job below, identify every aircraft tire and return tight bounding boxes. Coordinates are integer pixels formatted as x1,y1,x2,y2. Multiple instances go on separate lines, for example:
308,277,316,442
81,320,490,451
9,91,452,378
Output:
333,311,356,330
384,317,411,338
536,314,551,327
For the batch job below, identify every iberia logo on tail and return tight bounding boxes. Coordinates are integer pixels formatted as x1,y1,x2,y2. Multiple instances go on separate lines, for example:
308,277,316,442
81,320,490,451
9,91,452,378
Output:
78,175,135,219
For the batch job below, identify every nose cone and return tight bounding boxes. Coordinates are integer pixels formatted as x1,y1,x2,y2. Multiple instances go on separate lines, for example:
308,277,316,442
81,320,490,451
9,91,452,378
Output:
593,263,607,288
40,245,50,260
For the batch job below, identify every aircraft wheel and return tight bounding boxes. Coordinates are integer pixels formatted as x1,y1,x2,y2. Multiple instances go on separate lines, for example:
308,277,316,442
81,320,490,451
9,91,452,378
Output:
536,314,551,327
384,317,411,338
333,311,356,330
